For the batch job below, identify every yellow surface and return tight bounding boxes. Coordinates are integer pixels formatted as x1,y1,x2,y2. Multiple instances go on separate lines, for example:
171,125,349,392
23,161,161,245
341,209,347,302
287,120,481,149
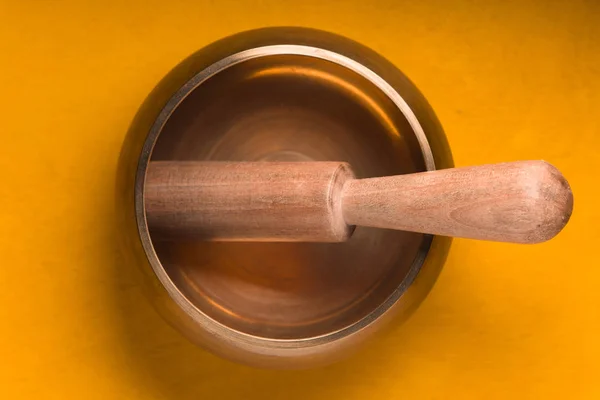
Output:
1,1,598,398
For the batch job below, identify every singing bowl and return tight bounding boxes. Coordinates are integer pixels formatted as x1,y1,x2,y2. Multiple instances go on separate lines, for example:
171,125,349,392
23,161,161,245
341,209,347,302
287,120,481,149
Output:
117,27,453,369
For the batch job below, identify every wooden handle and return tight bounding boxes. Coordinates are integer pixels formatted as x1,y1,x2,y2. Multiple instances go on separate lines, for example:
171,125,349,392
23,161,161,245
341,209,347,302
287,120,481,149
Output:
341,161,573,243
145,161,572,244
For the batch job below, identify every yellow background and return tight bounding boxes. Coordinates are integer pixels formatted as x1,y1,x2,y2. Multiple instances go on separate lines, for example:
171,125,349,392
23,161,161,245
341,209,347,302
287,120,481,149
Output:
1,0,598,398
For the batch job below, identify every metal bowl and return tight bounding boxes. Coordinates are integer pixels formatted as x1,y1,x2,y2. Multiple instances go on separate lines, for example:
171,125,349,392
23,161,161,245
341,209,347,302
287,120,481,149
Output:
117,27,453,368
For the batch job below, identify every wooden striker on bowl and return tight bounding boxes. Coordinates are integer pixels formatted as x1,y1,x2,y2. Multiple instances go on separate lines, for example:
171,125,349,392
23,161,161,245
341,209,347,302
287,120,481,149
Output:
144,160,573,244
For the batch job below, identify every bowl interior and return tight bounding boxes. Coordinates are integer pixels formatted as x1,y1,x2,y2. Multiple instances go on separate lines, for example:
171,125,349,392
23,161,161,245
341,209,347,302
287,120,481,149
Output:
145,53,429,339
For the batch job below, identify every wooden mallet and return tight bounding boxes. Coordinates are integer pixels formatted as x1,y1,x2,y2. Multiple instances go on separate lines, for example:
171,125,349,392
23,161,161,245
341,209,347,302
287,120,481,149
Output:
144,160,573,244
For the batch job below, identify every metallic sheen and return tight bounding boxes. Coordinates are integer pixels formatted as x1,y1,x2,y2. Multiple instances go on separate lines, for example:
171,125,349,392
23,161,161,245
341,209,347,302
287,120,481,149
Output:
117,27,454,368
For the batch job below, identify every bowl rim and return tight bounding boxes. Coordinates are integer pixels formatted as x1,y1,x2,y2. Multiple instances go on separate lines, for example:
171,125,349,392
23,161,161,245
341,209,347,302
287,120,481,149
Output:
134,38,440,355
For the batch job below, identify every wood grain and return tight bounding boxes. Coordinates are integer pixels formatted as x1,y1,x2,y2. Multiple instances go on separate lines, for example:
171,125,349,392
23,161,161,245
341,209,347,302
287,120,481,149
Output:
145,161,355,242
342,160,573,243
145,160,573,244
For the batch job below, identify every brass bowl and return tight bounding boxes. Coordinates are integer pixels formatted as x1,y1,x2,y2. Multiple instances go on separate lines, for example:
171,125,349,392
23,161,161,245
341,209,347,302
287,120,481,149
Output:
117,27,453,369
